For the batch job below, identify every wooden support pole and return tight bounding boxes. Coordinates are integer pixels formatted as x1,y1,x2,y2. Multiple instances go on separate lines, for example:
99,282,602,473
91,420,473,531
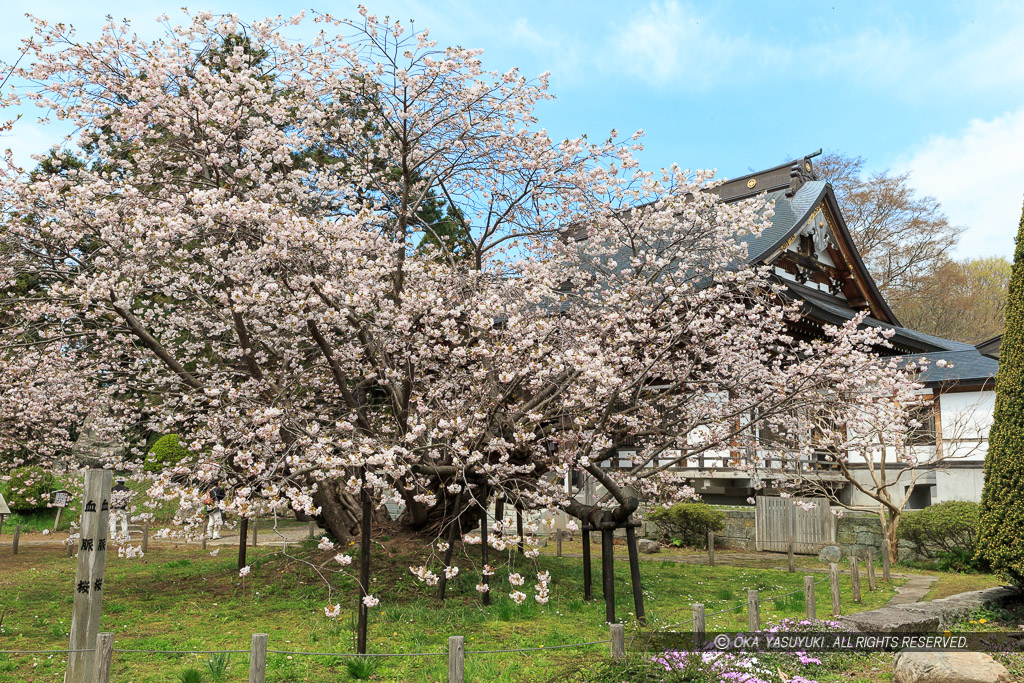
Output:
252,518,258,547
582,526,593,601
867,550,877,592
448,635,465,683
357,478,372,654
67,469,112,683
692,603,706,649
12,525,19,555
201,535,207,551
707,530,715,567
67,539,74,557
787,539,795,573
494,496,504,537
747,589,760,632
610,623,625,660
601,527,616,624
480,482,490,606
804,576,816,620
625,524,646,624
248,633,268,683
851,556,862,603
556,533,562,557
237,518,249,570
141,523,149,554
92,632,114,683
308,520,316,539
883,544,891,582
829,562,841,617
516,508,524,553
437,489,463,601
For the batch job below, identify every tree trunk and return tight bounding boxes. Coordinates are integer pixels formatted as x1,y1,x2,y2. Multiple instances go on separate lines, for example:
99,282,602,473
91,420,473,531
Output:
311,478,387,543
881,508,901,564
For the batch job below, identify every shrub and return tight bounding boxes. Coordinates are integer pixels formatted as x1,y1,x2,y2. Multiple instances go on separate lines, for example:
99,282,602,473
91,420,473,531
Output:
2,466,56,513
646,502,724,548
898,501,980,559
144,434,193,473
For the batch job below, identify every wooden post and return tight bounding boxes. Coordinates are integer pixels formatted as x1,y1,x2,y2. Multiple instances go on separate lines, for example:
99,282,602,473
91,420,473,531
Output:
67,539,74,557
610,623,625,659
804,576,816,619
829,562,841,617
707,530,715,567
67,469,112,683
54,506,63,531
357,477,372,654
747,589,760,631
866,550,877,592
692,603,705,649
625,524,646,624
437,489,463,601
601,526,616,624
248,633,268,683
238,518,249,570
556,532,562,557
252,518,258,547
516,507,524,553
582,525,593,601
11,525,19,555
201,535,207,551
92,632,114,683
883,544,891,582
448,635,465,683
787,539,795,573
480,482,490,606
851,556,862,603
494,496,505,541
141,523,149,554
308,520,316,539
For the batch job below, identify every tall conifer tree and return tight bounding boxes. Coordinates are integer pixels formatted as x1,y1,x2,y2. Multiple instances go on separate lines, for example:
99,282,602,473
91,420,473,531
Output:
977,200,1024,584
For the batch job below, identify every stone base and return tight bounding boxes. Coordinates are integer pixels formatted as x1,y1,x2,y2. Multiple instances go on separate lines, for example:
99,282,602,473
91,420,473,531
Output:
894,651,1011,683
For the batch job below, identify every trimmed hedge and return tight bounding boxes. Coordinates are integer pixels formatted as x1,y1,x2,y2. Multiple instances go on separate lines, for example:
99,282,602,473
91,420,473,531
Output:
2,466,56,513
898,501,979,559
978,200,1024,585
144,434,193,473
647,502,724,548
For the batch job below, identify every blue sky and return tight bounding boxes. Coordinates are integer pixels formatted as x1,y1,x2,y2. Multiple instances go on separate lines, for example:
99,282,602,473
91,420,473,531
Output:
2,1,1022,259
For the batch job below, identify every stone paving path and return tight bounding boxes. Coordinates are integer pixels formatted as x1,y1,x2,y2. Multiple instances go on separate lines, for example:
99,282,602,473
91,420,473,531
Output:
885,574,937,606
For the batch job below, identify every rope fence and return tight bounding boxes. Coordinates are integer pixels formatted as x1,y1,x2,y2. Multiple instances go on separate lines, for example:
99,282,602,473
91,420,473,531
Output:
0,566,865,683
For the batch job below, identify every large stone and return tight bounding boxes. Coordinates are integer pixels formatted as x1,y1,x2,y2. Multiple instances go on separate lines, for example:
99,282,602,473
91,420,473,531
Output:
839,607,940,633
818,545,842,563
637,539,661,554
894,651,1011,683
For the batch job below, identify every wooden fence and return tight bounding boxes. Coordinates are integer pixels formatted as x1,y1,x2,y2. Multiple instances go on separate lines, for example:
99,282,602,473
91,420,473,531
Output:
754,495,835,554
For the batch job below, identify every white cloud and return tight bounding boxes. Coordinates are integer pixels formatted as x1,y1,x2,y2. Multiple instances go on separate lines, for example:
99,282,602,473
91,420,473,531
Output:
895,109,1024,259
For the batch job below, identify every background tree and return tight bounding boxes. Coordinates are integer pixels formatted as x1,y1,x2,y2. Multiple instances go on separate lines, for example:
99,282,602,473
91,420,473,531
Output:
892,256,1011,343
814,152,962,301
977,200,1024,585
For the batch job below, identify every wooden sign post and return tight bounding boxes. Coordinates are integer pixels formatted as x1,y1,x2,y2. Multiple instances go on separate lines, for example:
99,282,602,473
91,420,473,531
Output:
66,469,112,683
52,489,72,531
0,492,9,541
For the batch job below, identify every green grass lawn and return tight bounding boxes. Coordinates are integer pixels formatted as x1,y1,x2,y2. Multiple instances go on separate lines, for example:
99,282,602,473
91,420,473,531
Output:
0,534,902,682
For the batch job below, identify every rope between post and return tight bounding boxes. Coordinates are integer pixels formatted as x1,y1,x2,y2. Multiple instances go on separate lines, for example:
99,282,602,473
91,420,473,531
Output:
265,649,445,657
0,649,95,654
467,639,610,654
112,648,251,654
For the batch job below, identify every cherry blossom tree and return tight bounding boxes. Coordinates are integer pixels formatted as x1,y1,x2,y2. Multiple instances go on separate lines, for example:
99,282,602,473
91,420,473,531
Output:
0,9,922,612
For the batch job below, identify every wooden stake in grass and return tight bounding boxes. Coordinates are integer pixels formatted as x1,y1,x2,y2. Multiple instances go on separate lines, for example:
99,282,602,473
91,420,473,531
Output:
141,523,149,554
787,538,795,573
67,469,112,683
866,549,877,592
747,589,760,631
850,556,861,603
693,603,706,649
610,623,625,659
11,525,18,555
448,636,465,683
829,562,841,617
707,531,715,567
883,544,891,582
249,633,268,683
804,576,816,620
92,632,114,683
